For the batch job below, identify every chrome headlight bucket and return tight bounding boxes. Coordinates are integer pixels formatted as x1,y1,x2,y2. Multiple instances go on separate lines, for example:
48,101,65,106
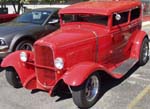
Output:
0,39,8,50
20,52,28,62
0,39,6,46
54,57,64,70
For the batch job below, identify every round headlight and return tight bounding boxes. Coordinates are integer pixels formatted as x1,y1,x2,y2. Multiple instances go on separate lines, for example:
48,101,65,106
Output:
54,57,64,70
0,39,6,45
20,52,28,62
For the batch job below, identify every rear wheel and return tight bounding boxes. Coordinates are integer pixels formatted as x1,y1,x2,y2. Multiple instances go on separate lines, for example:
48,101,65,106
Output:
5,68,22,88
139,38,149,66
71,73,100,108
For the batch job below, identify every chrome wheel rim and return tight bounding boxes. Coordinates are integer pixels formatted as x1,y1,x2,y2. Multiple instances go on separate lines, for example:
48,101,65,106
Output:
85,75,99,102
17,43,33,51
143,42,149,62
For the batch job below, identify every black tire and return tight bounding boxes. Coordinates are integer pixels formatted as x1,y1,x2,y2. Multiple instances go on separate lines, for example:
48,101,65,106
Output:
5,68,22,88
139,38,149,66
71,73,100,108
15,40,33,51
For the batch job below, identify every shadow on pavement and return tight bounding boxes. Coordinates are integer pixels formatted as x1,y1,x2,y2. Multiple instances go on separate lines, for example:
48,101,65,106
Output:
28,64,140,104
99,63,139,100
53,64,140,103
54,83,72,102
55,92,72,102
30,82,72,102
0,67,4,72
31,89,48,94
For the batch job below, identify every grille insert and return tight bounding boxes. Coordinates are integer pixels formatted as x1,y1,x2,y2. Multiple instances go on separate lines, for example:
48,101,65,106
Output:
34,44,55,86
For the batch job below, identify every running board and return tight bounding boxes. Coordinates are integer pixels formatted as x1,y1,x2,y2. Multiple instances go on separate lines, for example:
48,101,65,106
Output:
112,58,138,75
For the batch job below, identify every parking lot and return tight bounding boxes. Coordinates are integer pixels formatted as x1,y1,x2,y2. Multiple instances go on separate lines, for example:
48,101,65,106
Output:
0,24,150,109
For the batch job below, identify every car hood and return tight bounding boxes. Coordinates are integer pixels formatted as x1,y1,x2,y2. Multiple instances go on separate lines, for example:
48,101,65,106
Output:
0,22,41,36
35,24,108,48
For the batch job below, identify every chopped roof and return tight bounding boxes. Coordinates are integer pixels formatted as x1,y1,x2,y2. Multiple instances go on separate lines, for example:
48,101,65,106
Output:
59,1,141,15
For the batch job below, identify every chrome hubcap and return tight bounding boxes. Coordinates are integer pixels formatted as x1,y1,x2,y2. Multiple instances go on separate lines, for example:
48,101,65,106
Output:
85,75,99,102
18,43,33,51
143,43,149,62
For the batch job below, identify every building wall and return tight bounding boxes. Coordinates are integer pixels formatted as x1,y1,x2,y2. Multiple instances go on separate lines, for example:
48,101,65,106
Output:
6,4,68,14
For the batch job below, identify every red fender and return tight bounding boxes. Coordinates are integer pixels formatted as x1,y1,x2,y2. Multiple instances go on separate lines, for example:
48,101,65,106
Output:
1,51,36,90
62,62,122,86
130,30,148,59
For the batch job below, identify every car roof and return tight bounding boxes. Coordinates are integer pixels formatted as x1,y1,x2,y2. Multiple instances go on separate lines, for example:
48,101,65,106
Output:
33,8,59,12
59,1,141,15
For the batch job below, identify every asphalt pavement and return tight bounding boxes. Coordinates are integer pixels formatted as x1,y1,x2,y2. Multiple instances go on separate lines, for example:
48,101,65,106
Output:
0,24,150,109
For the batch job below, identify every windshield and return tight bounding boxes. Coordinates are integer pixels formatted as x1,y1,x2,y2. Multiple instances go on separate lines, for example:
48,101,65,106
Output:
62,14,108,26
14,10,51,25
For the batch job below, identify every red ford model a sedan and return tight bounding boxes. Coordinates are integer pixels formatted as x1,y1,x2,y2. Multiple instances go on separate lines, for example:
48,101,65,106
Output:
1,1,149,108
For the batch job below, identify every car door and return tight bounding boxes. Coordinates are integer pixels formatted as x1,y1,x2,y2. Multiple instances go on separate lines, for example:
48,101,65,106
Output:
129,7,141,33
123,7,141,57
43,11,60,36
110,10,131,63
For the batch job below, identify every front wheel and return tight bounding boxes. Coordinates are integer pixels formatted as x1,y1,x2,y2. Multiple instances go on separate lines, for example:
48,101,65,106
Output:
139,38,149,66
15,40,33,51
5,68,22,88
71,73,100,108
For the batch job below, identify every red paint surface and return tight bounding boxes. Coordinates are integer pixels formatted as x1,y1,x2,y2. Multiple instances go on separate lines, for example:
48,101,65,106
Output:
1,1,147,95
59,1,141,15
1,51,36,90
0,14,18,23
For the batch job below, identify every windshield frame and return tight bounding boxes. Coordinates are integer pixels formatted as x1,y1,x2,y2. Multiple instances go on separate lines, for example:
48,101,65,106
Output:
60,13,109,27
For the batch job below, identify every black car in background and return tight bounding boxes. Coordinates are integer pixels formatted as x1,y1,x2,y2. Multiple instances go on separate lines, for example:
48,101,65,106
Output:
0,8,60,60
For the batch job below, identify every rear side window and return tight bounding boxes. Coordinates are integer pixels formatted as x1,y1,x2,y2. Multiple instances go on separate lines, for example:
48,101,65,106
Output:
131,7,141,21
51,11,59,19
113,11,129,26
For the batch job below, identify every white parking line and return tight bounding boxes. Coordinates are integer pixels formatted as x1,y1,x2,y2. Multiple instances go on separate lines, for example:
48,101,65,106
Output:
130,72,150,82
131,76,150,82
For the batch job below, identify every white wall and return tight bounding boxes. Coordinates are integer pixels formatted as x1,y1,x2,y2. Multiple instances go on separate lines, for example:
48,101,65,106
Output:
6,4,69,14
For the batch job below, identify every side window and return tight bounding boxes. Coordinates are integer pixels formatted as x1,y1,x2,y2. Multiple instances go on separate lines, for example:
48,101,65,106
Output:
48,11,59,25
62,14,74,23
131,7,141,21
113,11,129,26
50,11,59,20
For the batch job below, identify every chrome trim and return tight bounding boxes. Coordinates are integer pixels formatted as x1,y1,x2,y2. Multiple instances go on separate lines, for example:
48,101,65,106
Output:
0,45,8,50
85,75,99,102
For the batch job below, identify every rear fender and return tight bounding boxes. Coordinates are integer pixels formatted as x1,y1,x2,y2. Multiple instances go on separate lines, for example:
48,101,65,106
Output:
130,31,148,59
1,51,36,89
62,62,111,86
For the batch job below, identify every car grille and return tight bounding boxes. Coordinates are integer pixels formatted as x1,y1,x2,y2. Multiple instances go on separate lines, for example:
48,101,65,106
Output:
34,44,55,86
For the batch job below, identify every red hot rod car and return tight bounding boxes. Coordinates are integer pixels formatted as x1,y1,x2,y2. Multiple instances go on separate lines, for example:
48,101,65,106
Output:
1,1,149,108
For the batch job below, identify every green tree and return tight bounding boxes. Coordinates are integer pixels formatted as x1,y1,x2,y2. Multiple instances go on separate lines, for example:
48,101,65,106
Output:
0,0,24,13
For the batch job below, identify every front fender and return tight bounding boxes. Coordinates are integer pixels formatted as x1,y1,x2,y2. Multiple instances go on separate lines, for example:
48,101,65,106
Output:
9,34,35,52
1,51,35,89
130,30,148,59
62,62,106,86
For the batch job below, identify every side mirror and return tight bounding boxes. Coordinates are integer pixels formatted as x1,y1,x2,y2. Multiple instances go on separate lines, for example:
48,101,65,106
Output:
48,19,59,24
115,13,121,21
